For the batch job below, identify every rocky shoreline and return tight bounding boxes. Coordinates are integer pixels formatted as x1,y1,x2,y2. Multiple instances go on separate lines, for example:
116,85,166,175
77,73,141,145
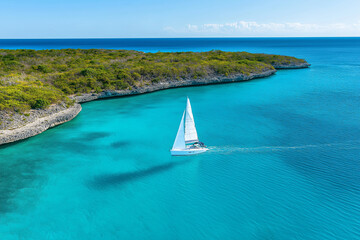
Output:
0,104,81,145
271,62,311,69
0,63,309,146
74,69,277,103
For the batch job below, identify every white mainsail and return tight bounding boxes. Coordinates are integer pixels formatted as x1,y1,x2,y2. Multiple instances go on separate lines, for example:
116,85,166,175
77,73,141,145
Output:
172,111,186,150
170,97,208,156
184,97,199,143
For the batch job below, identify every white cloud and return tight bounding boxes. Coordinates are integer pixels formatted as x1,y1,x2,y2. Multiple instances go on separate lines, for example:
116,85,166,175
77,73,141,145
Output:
181,20,360,36
163,26,176,32
187,24,199,32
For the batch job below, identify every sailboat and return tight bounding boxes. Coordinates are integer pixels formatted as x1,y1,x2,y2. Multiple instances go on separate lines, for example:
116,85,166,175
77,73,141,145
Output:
170,97,208,156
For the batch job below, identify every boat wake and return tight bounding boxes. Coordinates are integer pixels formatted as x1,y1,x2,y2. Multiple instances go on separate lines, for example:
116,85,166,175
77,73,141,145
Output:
207,140,360,154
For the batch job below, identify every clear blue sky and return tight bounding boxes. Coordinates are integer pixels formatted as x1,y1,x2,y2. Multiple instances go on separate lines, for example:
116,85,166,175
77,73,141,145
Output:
1,0,359,38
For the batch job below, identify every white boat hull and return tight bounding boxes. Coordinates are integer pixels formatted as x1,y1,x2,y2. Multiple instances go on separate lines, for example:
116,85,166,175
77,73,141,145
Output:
170,148,208,156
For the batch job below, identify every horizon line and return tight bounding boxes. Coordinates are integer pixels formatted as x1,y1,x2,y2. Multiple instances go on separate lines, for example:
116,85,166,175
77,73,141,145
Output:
0,36,360,40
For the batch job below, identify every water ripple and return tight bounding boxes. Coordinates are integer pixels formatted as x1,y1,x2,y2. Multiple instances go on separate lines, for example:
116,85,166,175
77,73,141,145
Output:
208,140,360,154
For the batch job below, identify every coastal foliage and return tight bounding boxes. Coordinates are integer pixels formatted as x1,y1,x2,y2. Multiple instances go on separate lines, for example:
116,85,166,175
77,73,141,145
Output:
0,75,69,112
0,49,307,112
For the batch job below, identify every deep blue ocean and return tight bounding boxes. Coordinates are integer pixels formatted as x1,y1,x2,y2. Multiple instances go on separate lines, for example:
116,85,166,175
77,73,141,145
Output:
0,38,360,240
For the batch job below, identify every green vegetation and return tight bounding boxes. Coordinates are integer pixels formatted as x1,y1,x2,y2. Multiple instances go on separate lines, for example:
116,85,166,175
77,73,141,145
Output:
0,49,307,112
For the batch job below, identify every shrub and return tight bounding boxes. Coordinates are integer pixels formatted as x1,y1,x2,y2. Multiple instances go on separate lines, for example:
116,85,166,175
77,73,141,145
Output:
31,99,50,109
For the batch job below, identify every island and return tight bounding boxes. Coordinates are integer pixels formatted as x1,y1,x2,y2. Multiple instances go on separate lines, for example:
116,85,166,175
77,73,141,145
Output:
0,49,310,145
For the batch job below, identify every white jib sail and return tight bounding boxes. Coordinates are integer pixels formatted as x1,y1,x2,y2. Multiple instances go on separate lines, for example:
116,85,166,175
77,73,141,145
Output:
172,111,186,150
185,98,199,143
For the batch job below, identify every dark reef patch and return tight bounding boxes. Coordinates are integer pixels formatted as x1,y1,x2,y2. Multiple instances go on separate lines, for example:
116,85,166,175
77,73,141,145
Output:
73,131,111,142
110,141,131,149
88,160,189,189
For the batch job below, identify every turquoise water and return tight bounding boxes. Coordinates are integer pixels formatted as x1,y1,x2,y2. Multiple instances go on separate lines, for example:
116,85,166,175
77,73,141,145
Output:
1,38,360,239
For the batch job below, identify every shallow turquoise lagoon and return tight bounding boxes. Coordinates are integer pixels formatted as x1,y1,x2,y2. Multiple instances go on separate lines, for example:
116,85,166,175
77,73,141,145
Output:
0,38,360,239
